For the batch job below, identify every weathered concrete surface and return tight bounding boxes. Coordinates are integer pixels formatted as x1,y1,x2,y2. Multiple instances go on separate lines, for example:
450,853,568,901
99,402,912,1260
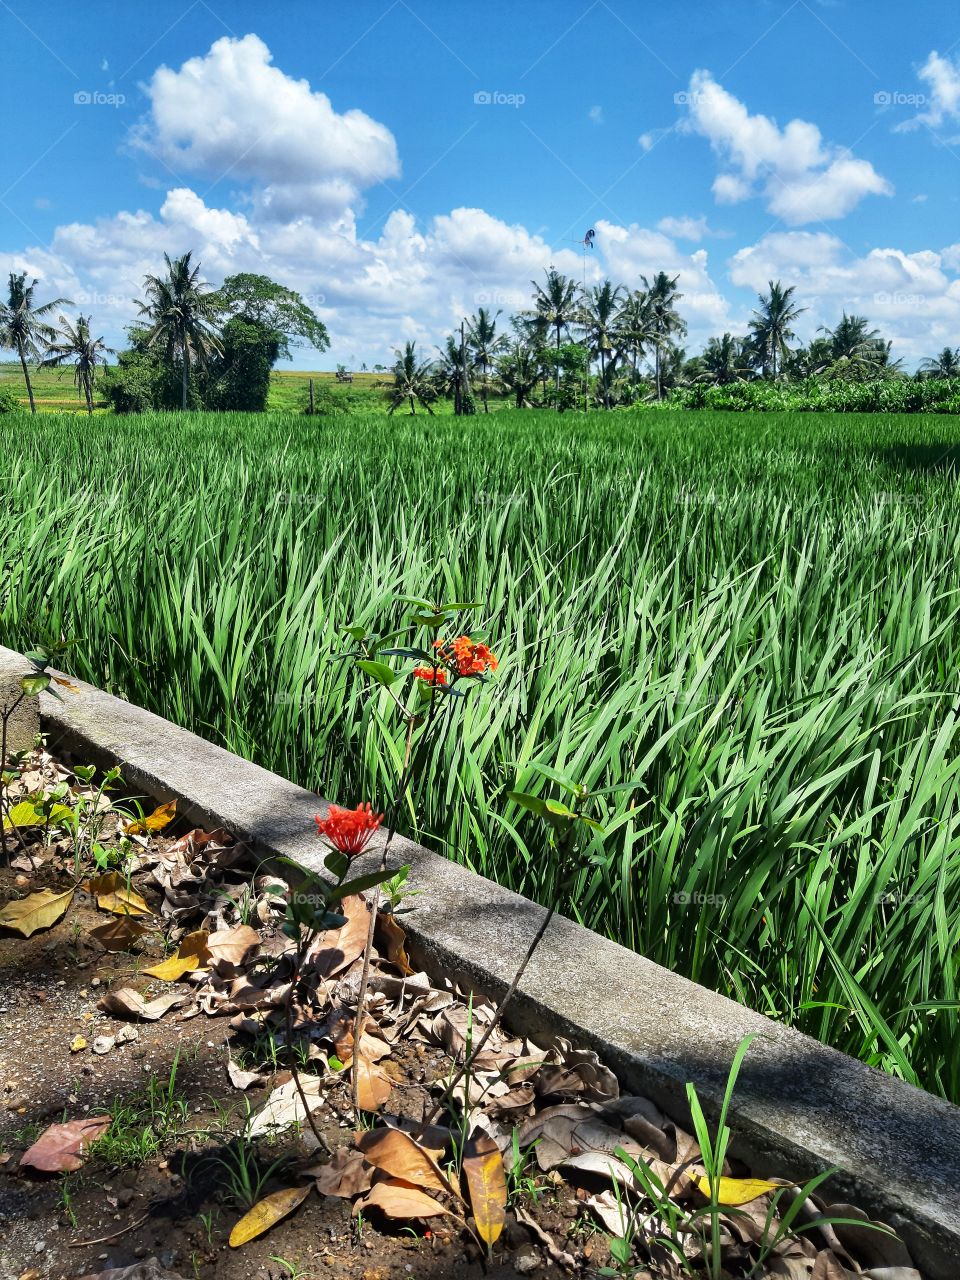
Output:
8,642,957,1277
0,648,41,756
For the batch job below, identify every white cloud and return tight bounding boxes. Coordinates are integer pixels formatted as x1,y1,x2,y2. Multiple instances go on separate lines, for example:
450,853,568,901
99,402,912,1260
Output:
588,105,604,125
899,50,960,131
656,215,729,242
681,70,892,224
130,34,400,219
729,231,960,360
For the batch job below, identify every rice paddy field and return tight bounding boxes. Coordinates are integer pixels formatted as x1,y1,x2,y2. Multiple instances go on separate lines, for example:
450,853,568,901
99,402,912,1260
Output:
2,407,960,1102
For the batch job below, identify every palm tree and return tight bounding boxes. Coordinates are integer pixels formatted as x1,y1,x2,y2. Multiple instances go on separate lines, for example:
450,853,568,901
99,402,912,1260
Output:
696,334,752,386
137,252,222,410
615,290,654,385
388,341,436,415
466,307,507,412
496,341,541,408
640,272,685,401
920,347,960,379
529,268,580,392
817,314,894,381
41,315,114,414
747,281,805,381
0,273,71,413
581,280,624,408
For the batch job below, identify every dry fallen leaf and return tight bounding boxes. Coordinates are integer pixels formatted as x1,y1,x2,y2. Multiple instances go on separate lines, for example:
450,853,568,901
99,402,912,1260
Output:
228,1184,312,1247
354,1178,451,1221
463,1135,508,1247
69,1035,87,1053
696,1174,783,1206
89,915,150,953
357,1127,458,1199
308,894,369,976
85,872,151,917
355,1047,393,1112
124,800,177,836
20,1116,111,1172
168,826,234,855
375,912,414,975
248,1075,324,1137
0,887,74,937
207,924,261,968
97,988,186,1021
143,930,211,981
310,1148,373,1199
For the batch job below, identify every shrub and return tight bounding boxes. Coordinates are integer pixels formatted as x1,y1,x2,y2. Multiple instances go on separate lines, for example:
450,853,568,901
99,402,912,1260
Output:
0,385,21,414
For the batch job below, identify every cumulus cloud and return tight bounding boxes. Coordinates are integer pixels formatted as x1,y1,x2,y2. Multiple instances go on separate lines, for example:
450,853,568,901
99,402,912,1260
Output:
729,231,960,360
130,34,400,219
680,70,892,224
897,50,960,132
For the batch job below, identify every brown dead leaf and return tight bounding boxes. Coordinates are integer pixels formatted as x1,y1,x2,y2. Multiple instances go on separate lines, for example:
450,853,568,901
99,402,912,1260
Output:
168,826,234,855
355,1178,451,1221
355,1048,393,1113
226,1058,268,1090
97,988,186,1021
83,871,151,917
89,915,150,953
375,911,414,975
308,894,369,977
357,1127,458,1199
463,1135,507,1247
20,1116,110,1172
124,800,177,835
310,1148,373,1199
207,924,260,968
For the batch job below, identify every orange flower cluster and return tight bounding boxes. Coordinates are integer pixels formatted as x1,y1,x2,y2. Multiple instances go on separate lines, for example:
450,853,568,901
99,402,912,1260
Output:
314,802,383,855
434,635,499,677
412,666,448,685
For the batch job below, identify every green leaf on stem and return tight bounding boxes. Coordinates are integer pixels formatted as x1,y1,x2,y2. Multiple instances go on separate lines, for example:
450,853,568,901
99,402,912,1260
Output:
356,659,399,687
20,673,51,697
330,865,409,903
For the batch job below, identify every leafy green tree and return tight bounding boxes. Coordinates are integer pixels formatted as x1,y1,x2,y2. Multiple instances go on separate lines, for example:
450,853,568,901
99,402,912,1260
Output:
388,342,436,415
747,281,805,381
202,317,280,411
921,347,960,379
0,272,70,414
529,268,580,392
137,252,222,410
581,280,624,407
41,314,114,414
466,307,507,412
213,273,329,360
542,342,590,412
495,341,541,408
640,272,685,400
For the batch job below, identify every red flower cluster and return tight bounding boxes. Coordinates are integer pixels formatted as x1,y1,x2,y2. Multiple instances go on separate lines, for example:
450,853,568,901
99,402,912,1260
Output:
435,635,499,677
412,666,448,685
314,802,383,855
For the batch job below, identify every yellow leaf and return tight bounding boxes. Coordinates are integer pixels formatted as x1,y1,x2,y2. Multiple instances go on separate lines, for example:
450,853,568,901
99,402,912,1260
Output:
53,677,82,693
84,872,150,917
3,800,73,831
357,1127,459,1200
463,1136,507,1246
696,1175,782,1206
0,887,74,937
124,800,177,836
143,930,211,981
228,1185,311,1247
70,1036,87,1053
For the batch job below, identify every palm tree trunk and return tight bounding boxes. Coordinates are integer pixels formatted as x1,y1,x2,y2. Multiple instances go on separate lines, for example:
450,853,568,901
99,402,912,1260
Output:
84,374,93,416
600,348,608,409
482,363,489,413
555,321,562,394
181,342,190,411
655,343,662,402
17,343,35,414
409,394,416,415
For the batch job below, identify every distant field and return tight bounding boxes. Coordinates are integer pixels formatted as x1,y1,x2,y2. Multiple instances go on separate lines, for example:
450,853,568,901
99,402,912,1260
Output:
2,406,960,1102
0,363,514,414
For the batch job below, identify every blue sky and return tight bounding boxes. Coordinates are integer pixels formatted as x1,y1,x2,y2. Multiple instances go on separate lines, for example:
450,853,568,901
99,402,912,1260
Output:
2,0,959,368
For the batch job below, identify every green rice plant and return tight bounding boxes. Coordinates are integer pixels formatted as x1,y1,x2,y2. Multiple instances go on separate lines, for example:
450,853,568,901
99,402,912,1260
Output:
1,409,959,1098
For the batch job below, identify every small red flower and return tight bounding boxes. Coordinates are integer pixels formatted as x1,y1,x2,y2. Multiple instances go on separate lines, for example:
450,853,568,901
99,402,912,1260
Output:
434,635,498,677
314,802,383,855
413,666,448,685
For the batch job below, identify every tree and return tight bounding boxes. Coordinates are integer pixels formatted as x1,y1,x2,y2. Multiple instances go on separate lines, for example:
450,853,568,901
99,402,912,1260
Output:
920,347,960,379
747,280,805,381
202,316,280,411
434,333,475,414
137,252,222,410
466,307,507,412
615,289,654,385
213,273,329,360
41,314,114,414
0,272,70,414
529,268,580,392
581,280,624,408
817,314,894,381
495,341,541,408
388,342,436,415
640,272,685,400
695,333,751,386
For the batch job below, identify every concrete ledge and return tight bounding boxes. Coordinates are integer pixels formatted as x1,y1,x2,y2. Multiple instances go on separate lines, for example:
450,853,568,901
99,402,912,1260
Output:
0,649,41,755
5,644,956,1276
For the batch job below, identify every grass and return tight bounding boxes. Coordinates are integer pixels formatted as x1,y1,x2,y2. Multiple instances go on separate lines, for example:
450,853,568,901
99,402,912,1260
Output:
1,407,959,1100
